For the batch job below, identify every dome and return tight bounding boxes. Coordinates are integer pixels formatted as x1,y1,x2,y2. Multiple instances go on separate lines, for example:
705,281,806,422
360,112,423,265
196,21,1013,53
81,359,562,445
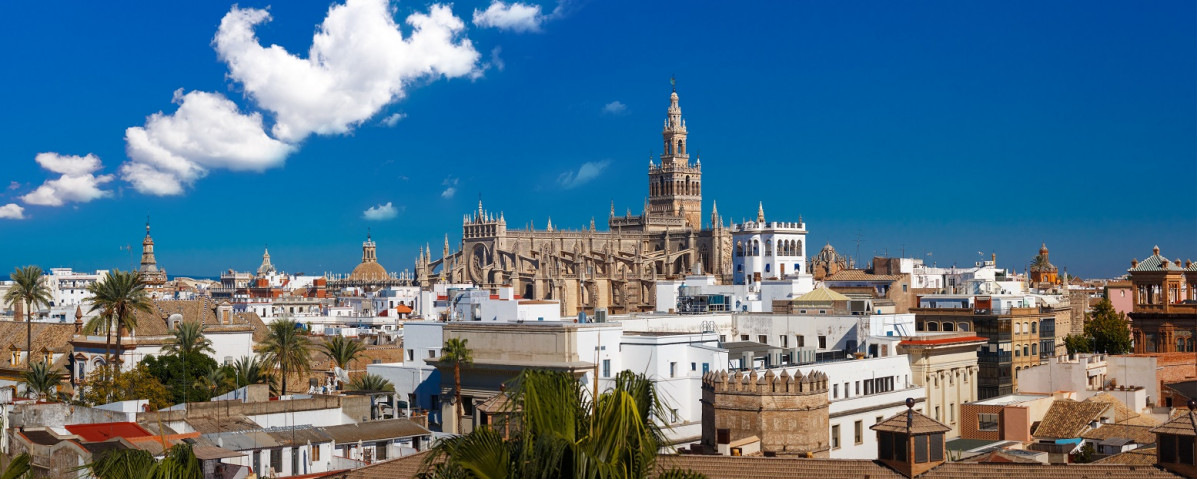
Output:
350,261,388,281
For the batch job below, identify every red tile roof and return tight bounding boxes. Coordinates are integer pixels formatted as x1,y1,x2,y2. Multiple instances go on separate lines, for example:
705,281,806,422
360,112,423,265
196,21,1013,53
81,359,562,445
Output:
65,422,152,442
900,336,987,346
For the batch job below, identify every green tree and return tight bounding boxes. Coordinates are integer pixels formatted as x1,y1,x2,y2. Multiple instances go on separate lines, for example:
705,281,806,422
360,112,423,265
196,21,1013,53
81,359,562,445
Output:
160,320,214,358
81,309,115,372
83,442,202,479
1083,298,1132,354
420,369,703,479
5,266,51,364
348,373,395,392
1063,334,1092,355
321,335,366,371
230,355,276,392
86,270,152,374
142,351,219,405
256,318,313,395
197,365,236,400
442,338,473,435
21,360,64,401
80,365,172,410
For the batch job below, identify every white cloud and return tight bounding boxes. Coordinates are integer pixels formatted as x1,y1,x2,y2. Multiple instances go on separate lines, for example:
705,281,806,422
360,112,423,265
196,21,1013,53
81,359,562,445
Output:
602,101,626,115
381,113,406,127
21,153,115,206
121,90,295,196
214,0,482,143
362,201,400,220
490,46,505,71
441,176,459,199
0,204,24,220
557,160,611,189
473,1,544,33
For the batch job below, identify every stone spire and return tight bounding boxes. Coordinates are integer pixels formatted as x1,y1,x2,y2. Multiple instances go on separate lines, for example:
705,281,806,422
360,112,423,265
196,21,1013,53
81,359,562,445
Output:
138,219,167,285
443,234,450,259
757,202,765,223
546,217,554,232
710,201,719,228
257,247,275,275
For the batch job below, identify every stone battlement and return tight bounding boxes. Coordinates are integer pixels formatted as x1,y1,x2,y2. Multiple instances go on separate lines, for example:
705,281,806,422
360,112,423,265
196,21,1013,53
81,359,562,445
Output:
702,369,828,395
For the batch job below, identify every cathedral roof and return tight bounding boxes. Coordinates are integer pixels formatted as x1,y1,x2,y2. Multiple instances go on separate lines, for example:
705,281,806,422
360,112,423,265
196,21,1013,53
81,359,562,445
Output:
350,261,389,281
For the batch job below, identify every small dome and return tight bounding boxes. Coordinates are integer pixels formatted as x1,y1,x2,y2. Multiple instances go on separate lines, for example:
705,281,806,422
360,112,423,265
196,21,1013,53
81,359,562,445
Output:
350,261,388,281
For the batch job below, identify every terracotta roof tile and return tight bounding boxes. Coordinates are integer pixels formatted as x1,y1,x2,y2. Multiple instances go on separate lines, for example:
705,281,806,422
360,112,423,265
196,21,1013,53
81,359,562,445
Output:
1094,447,1159,465
1080,424,1157,444
1033,399,1111,439
922,462,1180,478
654,455,903,479
1151,410,1197,437
872,409,952,435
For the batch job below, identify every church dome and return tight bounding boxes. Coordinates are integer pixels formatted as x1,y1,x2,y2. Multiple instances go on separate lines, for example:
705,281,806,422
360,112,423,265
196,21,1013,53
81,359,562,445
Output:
350,261,388,281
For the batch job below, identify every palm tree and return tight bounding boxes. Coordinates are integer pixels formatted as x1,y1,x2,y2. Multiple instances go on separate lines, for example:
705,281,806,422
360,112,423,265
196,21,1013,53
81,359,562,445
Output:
421,369,699,478
1,453,30,479
84,442,202,479
81,309,115,378
5,266,51,365
86,270,152,374
348,373,395,392
321,334,366,371
255,318,313,396
21,360,63,401
230,355,278,396
161,320,214,357
442,338,473,435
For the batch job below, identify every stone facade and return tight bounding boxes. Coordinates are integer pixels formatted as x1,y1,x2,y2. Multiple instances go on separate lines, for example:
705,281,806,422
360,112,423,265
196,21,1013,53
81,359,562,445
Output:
701,369,831,457
1126,246,1197,354
417,88,732,316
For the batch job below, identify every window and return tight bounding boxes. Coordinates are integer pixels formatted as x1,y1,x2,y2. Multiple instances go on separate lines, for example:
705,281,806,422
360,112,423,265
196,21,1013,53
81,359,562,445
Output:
876,416,884,424
702,363,709,373
797,335,805,347
950,403,955,423
831,424,840,449
818,336,827,349
833,384,839,398
854,420,863,445
914,435,929,463
408,349,414,361
781,335,788,347
719,335,726,343
691,362,697,371
1031,322,1037,333
270,449,282,474
758,335,768,344
740,335,749,341
1031,344,1037,355
428,350,437,359
903,284,908,292
879,431,894,460
855,381,860,396
311,444,320,461
934,406,940,421
602,359,611,378
669,362,677,378
431,395,440,411
978,413,998,431
9,350,17,366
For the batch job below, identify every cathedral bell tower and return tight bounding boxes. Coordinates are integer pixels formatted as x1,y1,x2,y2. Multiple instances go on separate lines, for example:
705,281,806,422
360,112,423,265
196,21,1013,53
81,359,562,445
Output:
648,79,703,230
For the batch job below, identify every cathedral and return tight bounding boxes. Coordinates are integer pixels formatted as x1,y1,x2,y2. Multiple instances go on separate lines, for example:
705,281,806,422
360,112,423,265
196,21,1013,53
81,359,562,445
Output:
416,86,733,316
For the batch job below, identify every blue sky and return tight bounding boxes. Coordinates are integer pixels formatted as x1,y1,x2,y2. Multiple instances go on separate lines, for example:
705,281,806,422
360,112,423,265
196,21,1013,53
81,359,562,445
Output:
1,0,1193,279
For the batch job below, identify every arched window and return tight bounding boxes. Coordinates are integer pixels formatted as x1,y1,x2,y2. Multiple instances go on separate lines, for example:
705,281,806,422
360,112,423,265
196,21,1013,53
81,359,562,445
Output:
765,239,773,256
927,322,939,332
958,323,970,332
677,140,684,155
1014,347,1020,357
1031,322,1037,333
736,241,744,257
1014,323,1021,334
1031,344,1038,355
765,264,771,273
1023,345,1030,357
943,322,955,332
753,240,759,256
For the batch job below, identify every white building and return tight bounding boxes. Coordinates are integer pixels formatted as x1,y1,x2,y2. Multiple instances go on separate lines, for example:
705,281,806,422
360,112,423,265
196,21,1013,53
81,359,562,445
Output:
731,204,813,287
